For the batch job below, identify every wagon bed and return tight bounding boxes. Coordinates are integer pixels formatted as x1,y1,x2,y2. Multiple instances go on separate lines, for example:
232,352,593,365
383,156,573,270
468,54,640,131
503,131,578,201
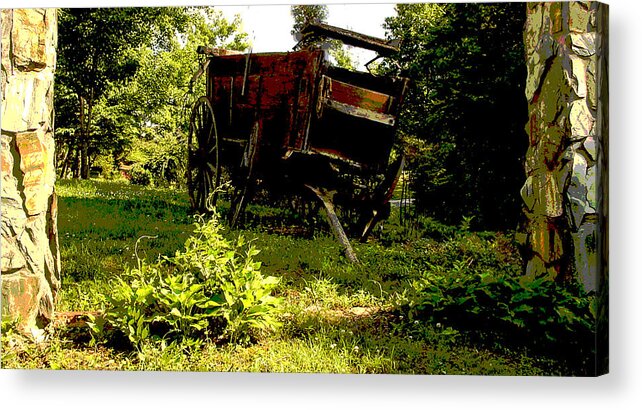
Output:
188,23,409,261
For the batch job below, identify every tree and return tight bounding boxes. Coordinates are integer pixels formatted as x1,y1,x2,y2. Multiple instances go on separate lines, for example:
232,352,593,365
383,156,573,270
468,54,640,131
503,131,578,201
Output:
55,7,248,181
291,4,328,42
96,8,248,186
290,4,328,48
290,5,355,70
56,7,190,179
383,3,527,230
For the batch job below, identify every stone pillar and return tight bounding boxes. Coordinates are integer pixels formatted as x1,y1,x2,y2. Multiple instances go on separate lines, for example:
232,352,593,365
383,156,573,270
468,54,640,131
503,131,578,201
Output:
1,9,60,335
521,1,608,292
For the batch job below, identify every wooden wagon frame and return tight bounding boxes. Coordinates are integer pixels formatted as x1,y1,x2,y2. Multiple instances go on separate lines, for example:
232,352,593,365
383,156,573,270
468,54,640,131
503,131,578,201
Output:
187,23,409,261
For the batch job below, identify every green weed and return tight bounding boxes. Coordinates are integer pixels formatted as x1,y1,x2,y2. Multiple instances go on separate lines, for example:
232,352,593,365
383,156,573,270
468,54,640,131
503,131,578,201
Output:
92,213,282,348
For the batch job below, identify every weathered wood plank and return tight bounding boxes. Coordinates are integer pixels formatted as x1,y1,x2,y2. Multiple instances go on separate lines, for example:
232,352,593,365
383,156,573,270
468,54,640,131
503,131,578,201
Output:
300,22,399,56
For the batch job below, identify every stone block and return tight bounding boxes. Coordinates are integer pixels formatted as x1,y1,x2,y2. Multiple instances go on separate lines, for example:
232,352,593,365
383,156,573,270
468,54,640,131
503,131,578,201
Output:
525,254,558,279
583,136,597,161
1,273,40,329
44,9,57,68
567,147,598,230
569,1,592,33
15,127,55,215
571,222,598,293
1,233,27,274
45,192,61,292
1,133,16,181
1,71,53,132
524,33,556,102
524,146,539,175
549,2,563,33
532,171,564,218
587,58,597,110
521,176,535,211
569,54,589,98
1,10,13,79
537,59,568,124
570,32,596,57
11,9,49,71
529,218,564,264
540,125,565,166
586,164,597,210
524,4,544,55
569,99,594,139
1,134,28,226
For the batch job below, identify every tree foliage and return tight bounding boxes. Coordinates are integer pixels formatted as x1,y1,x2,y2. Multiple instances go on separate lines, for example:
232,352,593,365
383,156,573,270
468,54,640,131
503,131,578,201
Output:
109,8,248,186
383,3,527,230
55,7,248,183
56,7,189,178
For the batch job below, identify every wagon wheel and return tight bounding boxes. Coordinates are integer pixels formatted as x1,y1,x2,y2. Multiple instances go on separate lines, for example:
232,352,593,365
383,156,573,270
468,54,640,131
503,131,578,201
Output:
187,96,220,213
228,120,260,227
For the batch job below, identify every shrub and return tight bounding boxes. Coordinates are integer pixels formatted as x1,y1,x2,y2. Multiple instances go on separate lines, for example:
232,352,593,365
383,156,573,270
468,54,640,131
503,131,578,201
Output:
126,134,187,187
376,213,483,246
92,154,122,180
91,214,282,348
129,164,152,186
403,271,596,371
141,137,186,187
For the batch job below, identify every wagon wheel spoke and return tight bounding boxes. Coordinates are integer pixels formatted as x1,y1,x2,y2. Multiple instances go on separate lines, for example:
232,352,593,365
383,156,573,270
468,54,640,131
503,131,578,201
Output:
203,167,214,193
208,140,218,154
197,106,209,146
199,107,208,143
198,168,210,209
194,169,204,209
188,96,220,213
205,115,214,145
200,169,210,208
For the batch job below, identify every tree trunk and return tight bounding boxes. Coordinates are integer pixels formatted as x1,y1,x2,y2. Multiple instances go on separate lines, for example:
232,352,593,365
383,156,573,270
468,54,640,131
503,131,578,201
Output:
81,137,89,179
72,144,81,178
1,9,60,337
58,144,71,178
78,89,95,179
78,94,89,179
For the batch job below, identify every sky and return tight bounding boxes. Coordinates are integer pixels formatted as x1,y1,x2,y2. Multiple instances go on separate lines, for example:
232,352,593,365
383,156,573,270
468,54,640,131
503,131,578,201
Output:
217,4,397,70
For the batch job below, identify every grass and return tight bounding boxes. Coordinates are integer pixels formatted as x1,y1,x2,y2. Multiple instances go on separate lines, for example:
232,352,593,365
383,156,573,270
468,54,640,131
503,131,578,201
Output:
2,179,575,375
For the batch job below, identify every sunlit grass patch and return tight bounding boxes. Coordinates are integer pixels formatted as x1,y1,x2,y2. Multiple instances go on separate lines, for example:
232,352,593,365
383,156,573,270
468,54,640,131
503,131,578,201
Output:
56,179,196,281
1,178,579,375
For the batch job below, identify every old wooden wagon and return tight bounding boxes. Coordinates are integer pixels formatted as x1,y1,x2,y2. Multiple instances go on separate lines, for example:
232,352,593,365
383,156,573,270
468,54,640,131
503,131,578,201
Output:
188,23,408,261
